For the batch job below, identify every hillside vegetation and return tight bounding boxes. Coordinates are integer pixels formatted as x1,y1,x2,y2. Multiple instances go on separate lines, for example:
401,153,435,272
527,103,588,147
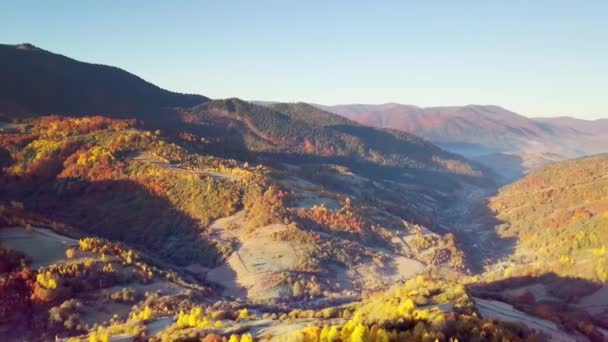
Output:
488,154,608,281
1,43,593,341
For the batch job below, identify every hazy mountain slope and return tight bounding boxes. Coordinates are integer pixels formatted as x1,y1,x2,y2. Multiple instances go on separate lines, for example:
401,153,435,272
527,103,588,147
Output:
473,152,566,183
317,103,576,155
318,103,608,182
269,102,353,127
534,116,608,135
0,43,209,120
315,103,404,117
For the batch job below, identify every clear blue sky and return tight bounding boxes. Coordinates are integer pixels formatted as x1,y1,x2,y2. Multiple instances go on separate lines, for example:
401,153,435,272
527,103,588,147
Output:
2,1,607,119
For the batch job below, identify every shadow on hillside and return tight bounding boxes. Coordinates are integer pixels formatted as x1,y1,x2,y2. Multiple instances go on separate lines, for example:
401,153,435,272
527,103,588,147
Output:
467,273,607,340
1,176,222,268
253,149,516,273
0,147,13,168
468,273,602,302
254,150,476,225
252,151,488,188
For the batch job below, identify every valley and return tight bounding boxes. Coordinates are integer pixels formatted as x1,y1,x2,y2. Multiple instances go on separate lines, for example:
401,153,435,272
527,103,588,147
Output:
0,43,607,342
318,103,608,184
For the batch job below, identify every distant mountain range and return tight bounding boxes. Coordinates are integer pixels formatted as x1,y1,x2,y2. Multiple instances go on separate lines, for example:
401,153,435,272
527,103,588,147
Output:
316,103,608,182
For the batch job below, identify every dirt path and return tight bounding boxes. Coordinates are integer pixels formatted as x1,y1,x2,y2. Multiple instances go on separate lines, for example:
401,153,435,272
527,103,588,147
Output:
0,227,83,268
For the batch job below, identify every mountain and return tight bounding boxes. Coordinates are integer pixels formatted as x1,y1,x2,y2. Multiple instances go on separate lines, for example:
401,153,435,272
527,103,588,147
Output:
316,104,549,153
2,44,606,341
0,43,209,120
0,45,508,340
317,103,608,182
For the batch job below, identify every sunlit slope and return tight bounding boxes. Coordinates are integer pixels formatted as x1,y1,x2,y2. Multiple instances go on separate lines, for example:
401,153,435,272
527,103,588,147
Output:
489,154,608,281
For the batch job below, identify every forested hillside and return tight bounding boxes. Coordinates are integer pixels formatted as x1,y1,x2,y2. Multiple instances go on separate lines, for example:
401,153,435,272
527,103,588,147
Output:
0,43,208,120
183,99,484,180
488,154,608,282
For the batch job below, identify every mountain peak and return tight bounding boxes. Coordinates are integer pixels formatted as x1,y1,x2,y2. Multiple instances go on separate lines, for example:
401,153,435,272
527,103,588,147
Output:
15,43,40,51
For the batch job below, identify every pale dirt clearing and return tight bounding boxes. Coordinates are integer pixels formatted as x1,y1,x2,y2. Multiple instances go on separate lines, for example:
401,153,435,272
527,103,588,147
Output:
474,297,585,341
346,255,425,291
204,208,426,299
208,210,246,242
101,280,186,298
86,317,173,342
279,175,340,210
206,222,298,300
0,227,88,268
391,256,426,279
74,278,189,327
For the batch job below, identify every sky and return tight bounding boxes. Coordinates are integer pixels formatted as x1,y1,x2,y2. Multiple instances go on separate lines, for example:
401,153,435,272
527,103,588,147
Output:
1,1,607,119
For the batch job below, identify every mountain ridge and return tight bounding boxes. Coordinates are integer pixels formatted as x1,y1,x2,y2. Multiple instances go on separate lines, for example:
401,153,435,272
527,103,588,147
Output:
315,102,608,182
0,43,209,120
0,43,486,180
